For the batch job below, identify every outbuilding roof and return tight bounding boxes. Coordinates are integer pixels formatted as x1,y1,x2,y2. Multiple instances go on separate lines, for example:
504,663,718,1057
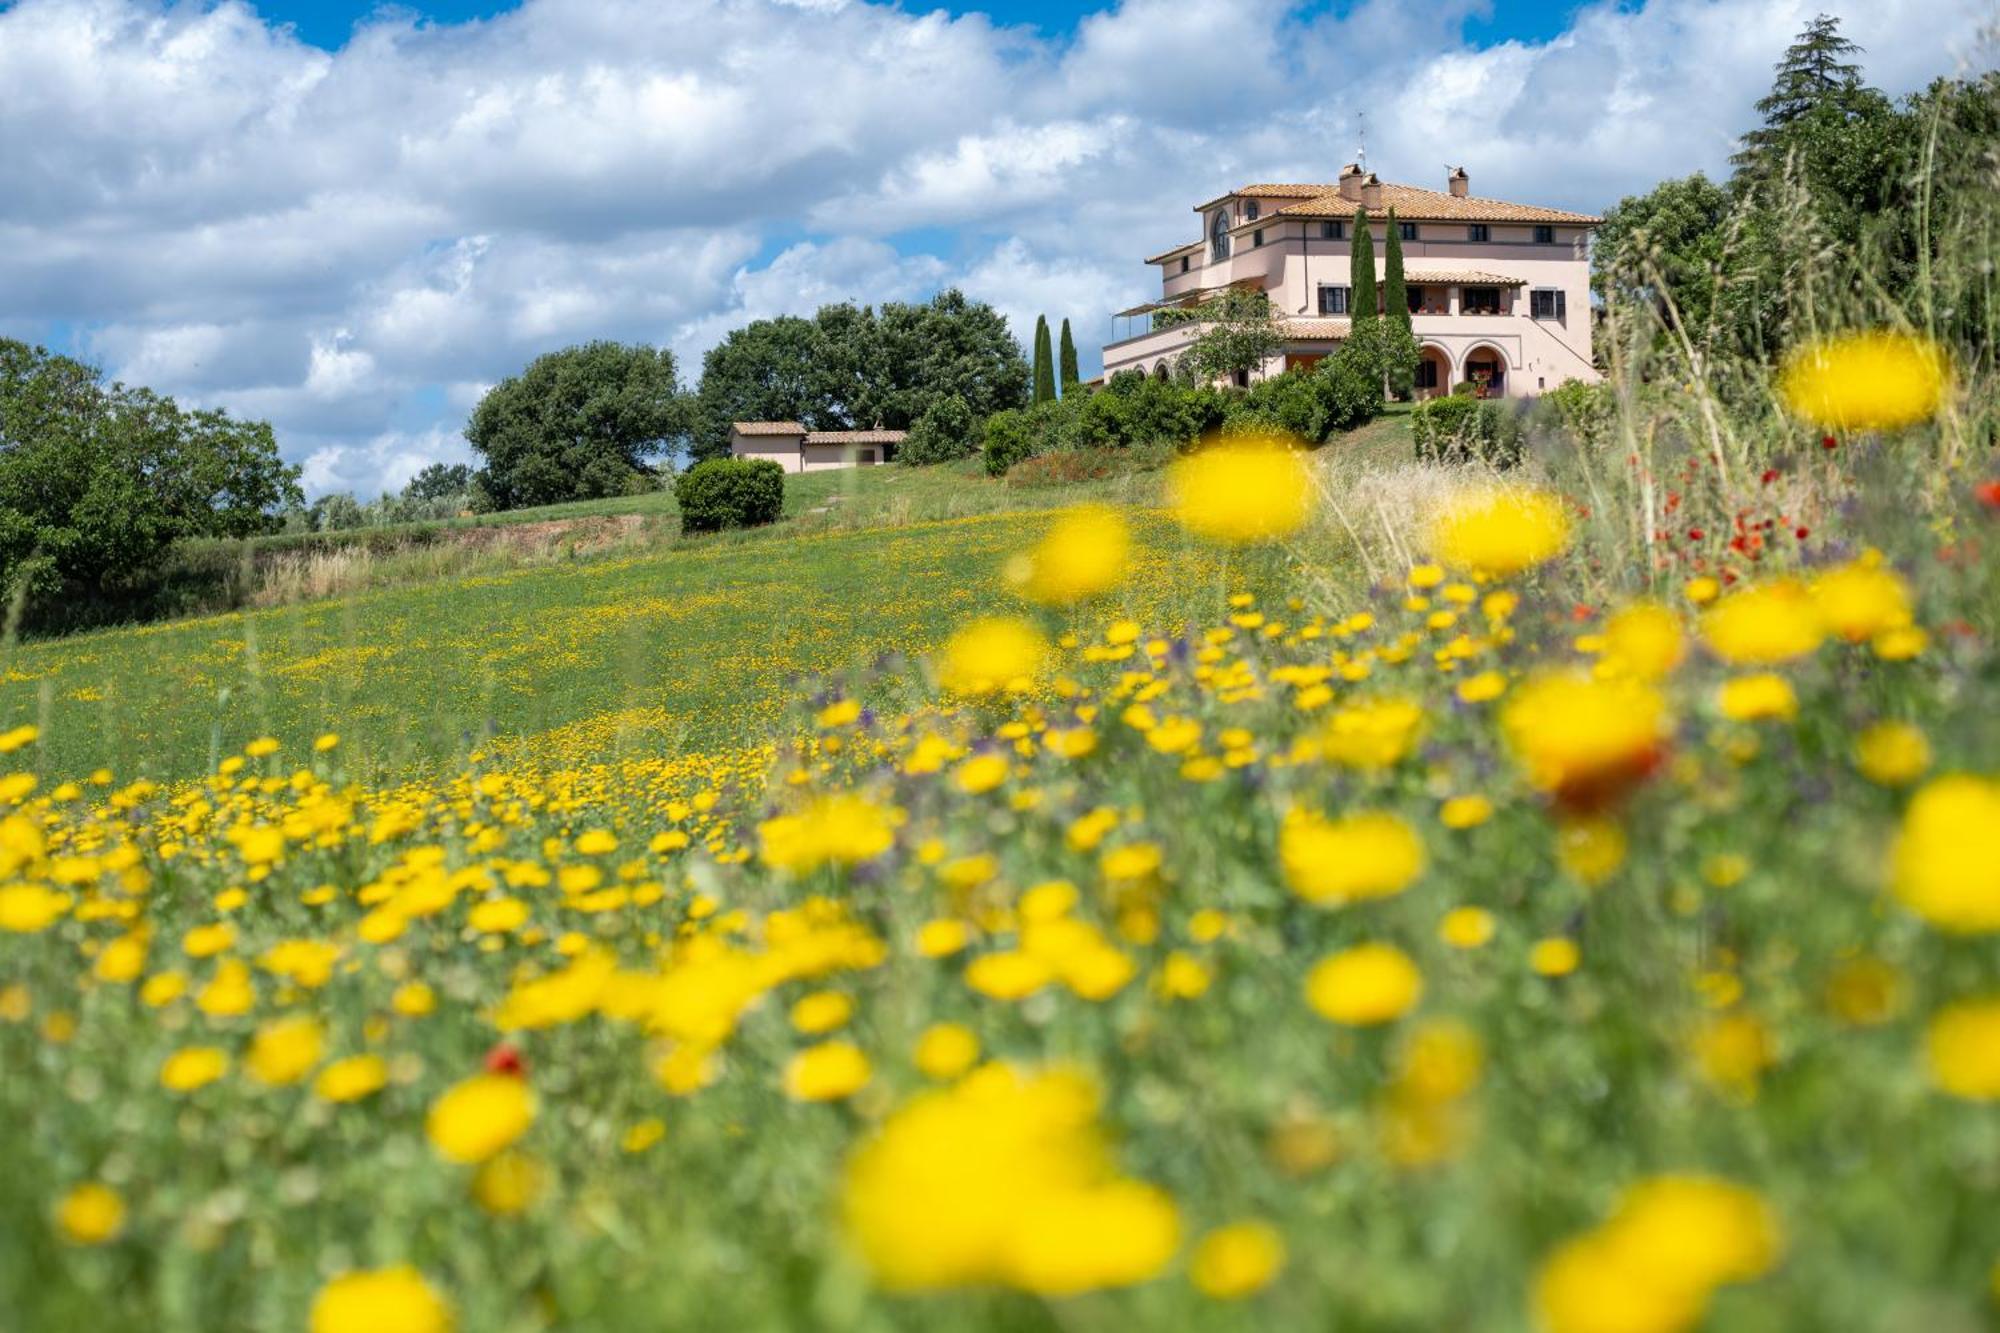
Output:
731,421,807,436
805,430,906,446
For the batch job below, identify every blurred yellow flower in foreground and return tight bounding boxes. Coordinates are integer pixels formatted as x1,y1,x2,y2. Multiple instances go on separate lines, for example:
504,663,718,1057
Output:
1779,329,1948,432
842,1066,1178,1294
1536,1174,1780,1333
1189,1221,1286,1299
1305,943,1423,1026
1501,672,1668,806
1891,775,2000,932
246,1015,325,1087
1280,809,1425,905
937,617,1049,697
1428,489,1571,579
311,1265,454,1333
1700,579,1824,665
1006,505,1130,604
757,793,896,874
1926,998,2000,1099
783,1041,872,1102
426,1073,535,1165
54,1182,125,1245
1166,439,1311,544
1853,721,1930,787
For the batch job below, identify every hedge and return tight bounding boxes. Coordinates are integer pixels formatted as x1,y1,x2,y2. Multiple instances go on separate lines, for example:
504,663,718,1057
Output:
674,457,785,533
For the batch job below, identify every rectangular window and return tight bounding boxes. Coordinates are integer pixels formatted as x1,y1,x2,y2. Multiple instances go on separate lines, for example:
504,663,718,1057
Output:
1534,225,1555,244
1252,228,1265,248
1463,286,1502,315
1245,200,1261,221
1320,220,1344,240
1414,359,1439,389
1179,256,1189,273
1530,288,1568,320
1317,285,1350,316
1467,224,1489,242
1407,287,1424,315
1399,222,1419,240
858,449,876,464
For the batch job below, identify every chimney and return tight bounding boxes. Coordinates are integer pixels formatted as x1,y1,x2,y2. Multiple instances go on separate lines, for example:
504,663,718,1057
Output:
1361,172,1382,210
1337,163,1364,202
1447,166,1469,198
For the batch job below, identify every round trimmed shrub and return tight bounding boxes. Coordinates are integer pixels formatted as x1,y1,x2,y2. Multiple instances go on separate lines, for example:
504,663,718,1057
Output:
675,457,785,533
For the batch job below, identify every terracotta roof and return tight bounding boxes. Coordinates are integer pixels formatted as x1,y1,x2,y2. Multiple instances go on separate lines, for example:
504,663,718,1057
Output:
1404,270,1529,286
1277,318,1353,339
804,430,906,446
1192,183,1339,211
1143,240,1203,265
1273,182,1599,225
731,421,806,436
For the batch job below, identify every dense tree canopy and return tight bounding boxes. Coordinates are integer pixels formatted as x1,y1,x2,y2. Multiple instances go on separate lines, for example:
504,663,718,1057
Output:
690,291,1029,461
467,342,689,510
0,339,301,602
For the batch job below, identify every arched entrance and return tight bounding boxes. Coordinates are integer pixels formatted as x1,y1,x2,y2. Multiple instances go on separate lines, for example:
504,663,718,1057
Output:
1461,344,1508,398
1153,362,1170,382
1415,345,1450,399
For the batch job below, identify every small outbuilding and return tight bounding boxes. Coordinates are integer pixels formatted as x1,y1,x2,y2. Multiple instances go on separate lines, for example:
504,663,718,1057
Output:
728,422,905,473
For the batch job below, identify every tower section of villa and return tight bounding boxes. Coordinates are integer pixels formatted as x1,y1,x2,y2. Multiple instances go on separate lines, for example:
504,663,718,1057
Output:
1104,166,1601,398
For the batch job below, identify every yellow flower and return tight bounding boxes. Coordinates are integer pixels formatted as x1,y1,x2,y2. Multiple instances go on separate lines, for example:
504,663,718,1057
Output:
914,1022,980,1080
1533,1230,1707,1333
1439,795,1493,829
310,1266,454,1333
1605,1176,1783,1289
1700,579,1824,665
757,793,896,874
1890,775,2000,932
471,1150,547,1216
313,732,341,751
1100,841,1162,882
1428,488,1571,578
841,1067,1178,1293
160,1046,229,1092
964,951,1053,1000
1006,505,1130,604
1189,1220,1286,1299
246,1015,325,1087
621,1118,667,1153
1438,906,1497,949
1778,329,1948,432
1716,673,1797,723
790,990,854,1035
181,921,236,958
1691,1013,1774,1096
1500,671,1668,803
953,752,1010,794
1166,438,1312,543
1530,938,1581,977
1455,671,1506,704
1812,560,1912,643
54,1182,126,1245
916,918,971,958
0,883,67,932
1280,809,1425,906
572,828,618,856
1393,1017,1485,1102
392,981,437,1017
784,1041,872,1101
1319,696,1425,768
426,1073,535,1164
1926,998,2000,1099
1603,601,1685,680
1305,943,1422,1026
938,617,1049,697
316,1054,389,1103
1823,955,1904,1026
1853,721,1930,786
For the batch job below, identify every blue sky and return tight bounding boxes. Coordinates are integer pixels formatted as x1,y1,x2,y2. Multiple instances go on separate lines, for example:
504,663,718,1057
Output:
267,0,1597,49
0,0,1981,495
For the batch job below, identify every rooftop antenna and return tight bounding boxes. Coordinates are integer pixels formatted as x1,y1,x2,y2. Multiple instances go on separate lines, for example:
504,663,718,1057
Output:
1356,111,1368,173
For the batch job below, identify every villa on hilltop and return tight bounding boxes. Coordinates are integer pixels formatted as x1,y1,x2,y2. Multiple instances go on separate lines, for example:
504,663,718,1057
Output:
1104,165,1601,397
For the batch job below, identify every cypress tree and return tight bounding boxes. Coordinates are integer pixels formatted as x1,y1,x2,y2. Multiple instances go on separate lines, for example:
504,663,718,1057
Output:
1381,207,1414,398
1058,319,1079,394
1032,316,1055,404
1349,209,1377,329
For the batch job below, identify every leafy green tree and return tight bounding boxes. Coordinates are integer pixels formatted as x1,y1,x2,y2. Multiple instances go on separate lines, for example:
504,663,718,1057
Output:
402,463,474,502
690,318,825,462
1381,208,1413,397
1350,209,1378,331
1032,316,1055,404
1592,173,1734,337
1731,14,1867,178
899,394,977,465
1058,320,1080,395
1172,288,1285,385
467,342,689,510
872,290,1031,427
0,339,302,604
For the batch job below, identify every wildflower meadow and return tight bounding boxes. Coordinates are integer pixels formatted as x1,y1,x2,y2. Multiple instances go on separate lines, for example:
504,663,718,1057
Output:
1,310,1996,1333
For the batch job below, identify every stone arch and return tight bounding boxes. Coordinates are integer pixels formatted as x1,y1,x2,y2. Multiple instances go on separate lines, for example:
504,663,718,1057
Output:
1460,342,1510,397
